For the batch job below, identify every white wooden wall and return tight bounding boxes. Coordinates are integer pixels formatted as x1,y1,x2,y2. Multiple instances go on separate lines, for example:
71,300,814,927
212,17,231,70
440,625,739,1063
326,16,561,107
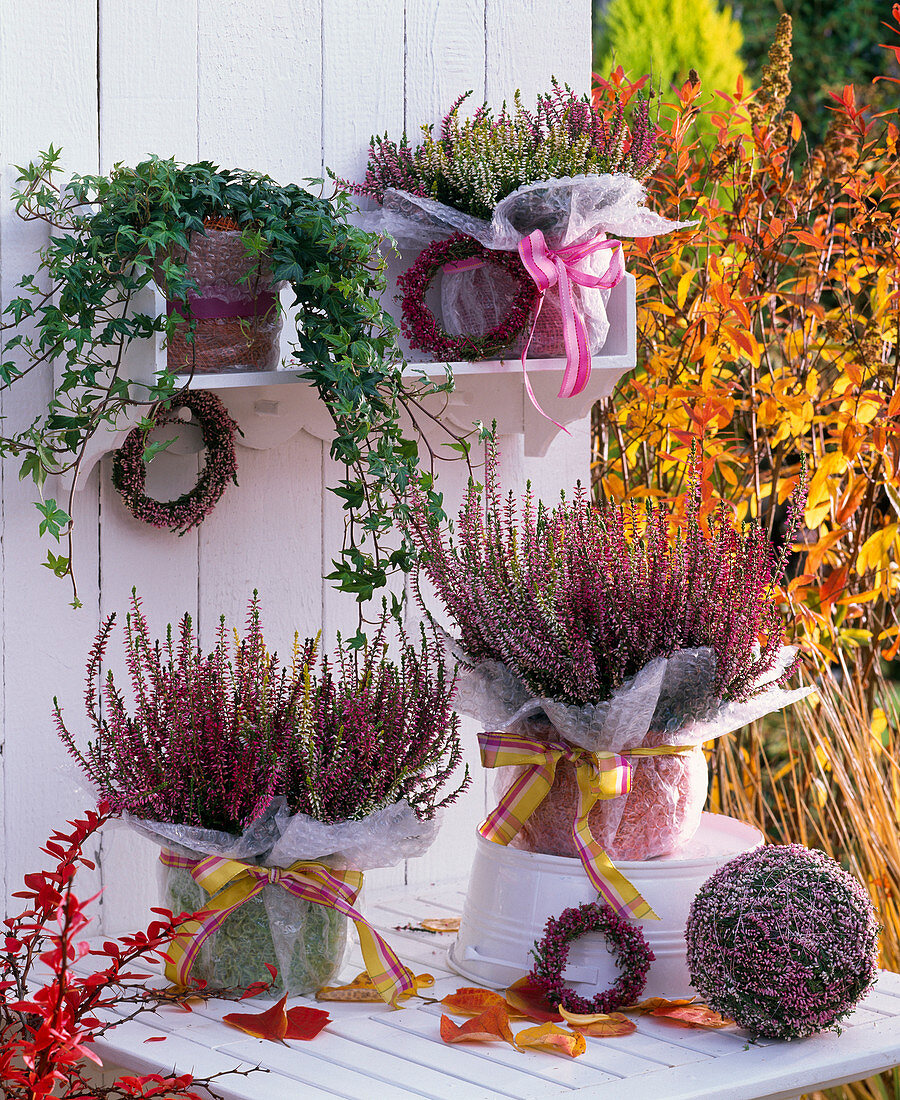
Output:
0,0,590,933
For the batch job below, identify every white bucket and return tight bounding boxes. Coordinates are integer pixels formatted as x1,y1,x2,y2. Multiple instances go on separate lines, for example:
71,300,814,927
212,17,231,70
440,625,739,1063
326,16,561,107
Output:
448,812,761,999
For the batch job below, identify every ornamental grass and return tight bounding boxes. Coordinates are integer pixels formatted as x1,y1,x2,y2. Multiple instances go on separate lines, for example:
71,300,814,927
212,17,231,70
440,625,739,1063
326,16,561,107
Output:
408,445,804,709
55,592,467,833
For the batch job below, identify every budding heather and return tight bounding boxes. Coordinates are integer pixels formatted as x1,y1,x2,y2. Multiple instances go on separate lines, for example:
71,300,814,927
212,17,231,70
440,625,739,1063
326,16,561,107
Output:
407,445,807,708
56,594,469,832
340,79,660,221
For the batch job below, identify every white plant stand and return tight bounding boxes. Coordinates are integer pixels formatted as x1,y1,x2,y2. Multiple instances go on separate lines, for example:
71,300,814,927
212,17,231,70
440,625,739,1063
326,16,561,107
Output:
85,877,900,1100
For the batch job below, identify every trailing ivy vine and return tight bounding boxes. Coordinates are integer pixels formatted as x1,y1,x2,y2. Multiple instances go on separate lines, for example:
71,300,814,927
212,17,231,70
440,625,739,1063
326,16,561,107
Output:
1,151,468,617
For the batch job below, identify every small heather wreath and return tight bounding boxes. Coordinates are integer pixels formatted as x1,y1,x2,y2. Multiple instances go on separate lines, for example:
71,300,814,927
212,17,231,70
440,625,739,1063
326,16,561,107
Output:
397,232,536,361
529,901,654,1014
112,389,239,533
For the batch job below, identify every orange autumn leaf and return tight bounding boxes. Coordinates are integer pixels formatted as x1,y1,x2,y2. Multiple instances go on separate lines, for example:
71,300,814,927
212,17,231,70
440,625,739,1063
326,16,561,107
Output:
439,1004,515,1046
421,917,461,933
515,1022,586,1057
627,996,697,1015
559,1006,637,1037
649,1003,734,1028
223,993,330,1042
440,987,511,1016
316,970,432,1002
505,976,563,1022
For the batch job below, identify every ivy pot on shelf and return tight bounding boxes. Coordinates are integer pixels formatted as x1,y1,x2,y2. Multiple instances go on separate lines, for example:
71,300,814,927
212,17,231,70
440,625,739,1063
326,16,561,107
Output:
154,214,282,375
55,592,469,1002
405,446,812,993
0,152,456,611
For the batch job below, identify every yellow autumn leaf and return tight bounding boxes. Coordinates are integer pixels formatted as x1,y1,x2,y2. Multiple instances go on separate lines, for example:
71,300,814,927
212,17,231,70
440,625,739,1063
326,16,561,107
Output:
856,523,899,575
677,269,695,310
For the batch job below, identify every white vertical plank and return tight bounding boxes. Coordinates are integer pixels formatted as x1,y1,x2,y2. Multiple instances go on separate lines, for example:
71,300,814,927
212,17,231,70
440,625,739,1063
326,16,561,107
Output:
396,0,491,890
197,0,323,180
485,0,591,105
485,0,593,492
197,435,324,652
0,0,102,913
99,0,199,165
94,0,202,932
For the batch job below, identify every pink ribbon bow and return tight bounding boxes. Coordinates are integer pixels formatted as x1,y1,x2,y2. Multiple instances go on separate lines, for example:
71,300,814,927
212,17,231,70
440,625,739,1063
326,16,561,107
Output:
517,228,625,420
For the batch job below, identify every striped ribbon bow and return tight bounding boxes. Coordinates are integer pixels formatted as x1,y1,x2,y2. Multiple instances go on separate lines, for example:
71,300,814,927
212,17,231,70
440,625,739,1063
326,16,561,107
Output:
478,730,694,921
517,228,625,421
160,851,415,1006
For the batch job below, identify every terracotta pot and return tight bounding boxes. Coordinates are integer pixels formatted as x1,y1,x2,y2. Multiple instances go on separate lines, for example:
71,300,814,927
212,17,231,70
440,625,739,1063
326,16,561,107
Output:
156,227,282,374
515,741,709,861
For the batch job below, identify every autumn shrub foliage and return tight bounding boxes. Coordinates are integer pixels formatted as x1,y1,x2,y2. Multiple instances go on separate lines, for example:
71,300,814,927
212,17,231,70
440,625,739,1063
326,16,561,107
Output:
0,807,260,1098
593,11,900,697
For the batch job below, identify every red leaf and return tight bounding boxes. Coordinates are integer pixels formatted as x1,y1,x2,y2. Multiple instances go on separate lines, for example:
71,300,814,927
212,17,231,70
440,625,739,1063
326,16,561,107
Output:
505,976,563,1022
223,994,290,1041
440,987,512,1016
284,1005,331,1041
143,1036,168,1043
649,1004,734,1028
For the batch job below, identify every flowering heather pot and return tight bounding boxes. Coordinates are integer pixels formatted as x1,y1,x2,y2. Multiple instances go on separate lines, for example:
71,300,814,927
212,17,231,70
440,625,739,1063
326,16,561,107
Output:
156,223,282,374
517,737,709,862
163,859,346,997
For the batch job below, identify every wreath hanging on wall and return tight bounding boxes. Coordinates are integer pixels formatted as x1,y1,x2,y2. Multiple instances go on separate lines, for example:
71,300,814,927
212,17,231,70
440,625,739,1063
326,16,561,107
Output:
397,232,536,361
112,389,239,533
529,901,654,1015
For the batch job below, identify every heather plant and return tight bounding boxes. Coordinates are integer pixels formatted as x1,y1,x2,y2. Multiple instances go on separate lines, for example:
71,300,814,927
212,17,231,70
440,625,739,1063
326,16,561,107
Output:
408,446,805,709
281,621,468,823
347,80,660,220
54,591,312,833
55,591,468,831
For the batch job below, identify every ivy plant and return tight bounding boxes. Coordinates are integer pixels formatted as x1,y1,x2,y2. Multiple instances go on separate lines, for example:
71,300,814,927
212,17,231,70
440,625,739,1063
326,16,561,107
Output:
1,150,467,617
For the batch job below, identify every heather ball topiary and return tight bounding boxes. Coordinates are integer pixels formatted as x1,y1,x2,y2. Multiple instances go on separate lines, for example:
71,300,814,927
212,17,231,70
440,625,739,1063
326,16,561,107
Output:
686,844,879,1039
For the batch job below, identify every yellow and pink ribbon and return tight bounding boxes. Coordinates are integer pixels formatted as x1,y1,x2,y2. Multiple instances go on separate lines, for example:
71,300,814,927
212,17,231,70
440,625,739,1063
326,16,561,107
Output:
160,850,415,1007
478,729,694,921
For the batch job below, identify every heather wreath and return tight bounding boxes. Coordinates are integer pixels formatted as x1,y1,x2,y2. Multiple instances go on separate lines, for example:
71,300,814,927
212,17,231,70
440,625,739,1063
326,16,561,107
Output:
408,446,806,710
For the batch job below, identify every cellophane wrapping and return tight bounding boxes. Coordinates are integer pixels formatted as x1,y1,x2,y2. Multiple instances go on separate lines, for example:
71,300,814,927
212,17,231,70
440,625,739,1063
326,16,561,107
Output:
128,799,438,995
155,228,283,374
449,641,811,861
359,176,690,360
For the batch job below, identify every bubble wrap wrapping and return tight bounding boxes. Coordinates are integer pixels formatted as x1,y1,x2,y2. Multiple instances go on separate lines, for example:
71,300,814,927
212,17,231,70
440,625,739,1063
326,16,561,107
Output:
154,227,283,374
359,176,691,361
448,641,811,861
126,799,438,994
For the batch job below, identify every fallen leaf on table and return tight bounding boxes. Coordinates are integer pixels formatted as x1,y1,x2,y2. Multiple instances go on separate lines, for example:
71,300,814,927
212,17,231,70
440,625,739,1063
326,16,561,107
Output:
284,1005,331,1041
566,1011,636,1038
627,996,697,1014
143,1036,168,1042
505,976,563,1022
649,1004,734,1029
515,1022,586,1057
421,917,461,933
440,1005,516,1046
440,987,512,1016
223,993,292,1041
223,993,330,1042
316,970,433,1002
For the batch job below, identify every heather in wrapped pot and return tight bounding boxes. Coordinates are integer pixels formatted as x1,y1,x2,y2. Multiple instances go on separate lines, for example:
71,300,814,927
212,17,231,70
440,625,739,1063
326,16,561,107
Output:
407,444,811,873
55,593,468,1001
344,81,688,403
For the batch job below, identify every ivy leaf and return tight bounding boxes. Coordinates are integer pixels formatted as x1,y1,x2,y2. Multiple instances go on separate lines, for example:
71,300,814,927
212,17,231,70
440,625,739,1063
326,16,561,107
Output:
35,499,70,540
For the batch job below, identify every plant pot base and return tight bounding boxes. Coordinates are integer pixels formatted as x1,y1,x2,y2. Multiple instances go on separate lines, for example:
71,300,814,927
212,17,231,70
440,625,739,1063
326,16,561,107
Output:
449,812,761,999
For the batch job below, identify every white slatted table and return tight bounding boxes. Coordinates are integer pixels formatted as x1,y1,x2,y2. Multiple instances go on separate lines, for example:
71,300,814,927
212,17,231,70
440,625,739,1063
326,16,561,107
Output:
87,880,900,1100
